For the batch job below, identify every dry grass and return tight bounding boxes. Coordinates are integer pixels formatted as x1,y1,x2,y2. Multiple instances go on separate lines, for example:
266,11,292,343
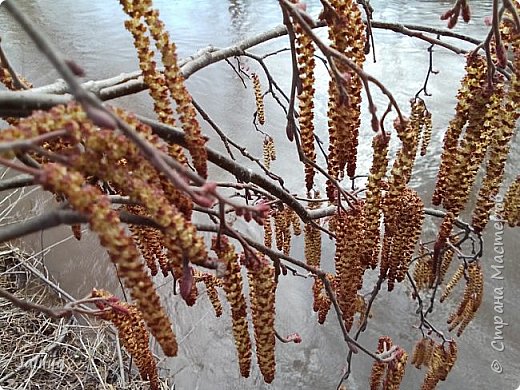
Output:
0,245,170,390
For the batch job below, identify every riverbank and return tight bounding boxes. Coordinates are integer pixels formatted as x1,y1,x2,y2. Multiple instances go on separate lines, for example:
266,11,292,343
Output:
0,244,163,390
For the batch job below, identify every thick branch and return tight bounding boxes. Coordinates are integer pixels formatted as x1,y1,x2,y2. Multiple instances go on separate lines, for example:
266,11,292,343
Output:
0,173,34,191
0,19,483,105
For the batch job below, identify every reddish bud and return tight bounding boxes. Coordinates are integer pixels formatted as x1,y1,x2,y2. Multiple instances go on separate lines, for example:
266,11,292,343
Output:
180,264,194,304
71,224,81,240
286,333,302,343
440,10,454,20
462,4,471,23
496,44,508,68
448,15,458,29
347,341,359,354
85,105,117,129
192,181,217,207
107,301,131,315
371,115,380,132
65,59,86,77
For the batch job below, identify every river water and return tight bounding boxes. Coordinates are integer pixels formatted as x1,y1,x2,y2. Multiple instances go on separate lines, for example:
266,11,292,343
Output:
0,1,519,389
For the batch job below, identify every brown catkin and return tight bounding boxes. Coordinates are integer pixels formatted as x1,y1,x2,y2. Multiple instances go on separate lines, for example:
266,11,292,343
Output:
332,201,366,331
38,164,177,357
252,73,265,125
91,289,159,390
293,8,317,191
501,176,520,227
245,254,277,383
212,237,252,377
432,55,487,206
324,0,366,200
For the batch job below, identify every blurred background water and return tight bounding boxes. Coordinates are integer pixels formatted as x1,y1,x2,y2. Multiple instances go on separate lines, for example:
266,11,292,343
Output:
0,1,518,389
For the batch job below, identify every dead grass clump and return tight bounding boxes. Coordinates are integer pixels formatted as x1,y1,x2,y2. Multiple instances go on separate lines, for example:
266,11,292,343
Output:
0,245,168,389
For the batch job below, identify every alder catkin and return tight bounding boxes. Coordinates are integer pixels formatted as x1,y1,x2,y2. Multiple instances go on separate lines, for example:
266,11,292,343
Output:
91,289,159,390
212,237,252,377
252,73,265,125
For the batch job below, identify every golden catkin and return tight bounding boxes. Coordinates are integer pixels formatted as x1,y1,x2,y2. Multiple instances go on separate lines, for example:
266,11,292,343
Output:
370,336,392,390
354,294,369,326
211,237,252,378
432,55,487,207
381,188,424,291
126,204,167,277
369,336,407,390
446,261,483,336
76,129,208,266
0,65,31,89
262,136,276,170
91,289,159,390
471,76,518,231
198,272,223,317
38,164,178,357
118,1,186,165
286,206,302,236
431,212,455,278
387,99,424,195
303,197,329,323
384,348,408,390
304,220,321,268
412,253,435,294
0,64,31,125
314,273,334,324
0,67,17,90
501,176,520,227
363,133,390,269
440,263,464,303
379,100,425,284
273,205,292,255
273,206,285,252
421,341,458,389
439,248,455,284
332,202,366,331
245,254,277,383
411,338,431,369
144,7,208,178
420,108,433,156
442,79,506,217
0,103,87,160
114,108,193,218
263,208,273,248
119,0,207,176
252,73,265,125
293,8,317,191
324,0,366,200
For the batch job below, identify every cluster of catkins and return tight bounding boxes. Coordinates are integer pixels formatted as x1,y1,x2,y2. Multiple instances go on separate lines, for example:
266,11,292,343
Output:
411,338,458,390
262,136,276,170
323,0,366,200
370,336,408,390
268,204,302,256
211,237,277,383
413,247,454,295
119,0,207,177
443,261,484,336
91,289,159,390
0,100,222,363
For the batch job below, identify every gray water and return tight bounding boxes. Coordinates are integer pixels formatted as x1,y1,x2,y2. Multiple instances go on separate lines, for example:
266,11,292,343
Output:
0,1,519,389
